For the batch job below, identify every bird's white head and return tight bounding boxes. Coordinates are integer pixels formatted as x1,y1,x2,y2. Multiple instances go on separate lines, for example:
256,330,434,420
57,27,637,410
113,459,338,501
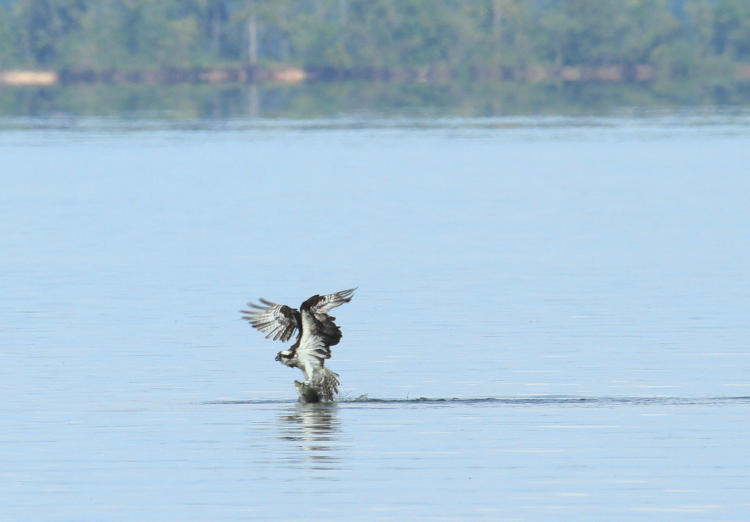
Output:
275,350,295,366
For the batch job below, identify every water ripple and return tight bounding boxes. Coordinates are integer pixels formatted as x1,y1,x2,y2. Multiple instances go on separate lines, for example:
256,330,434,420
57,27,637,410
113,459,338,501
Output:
204,395,750,407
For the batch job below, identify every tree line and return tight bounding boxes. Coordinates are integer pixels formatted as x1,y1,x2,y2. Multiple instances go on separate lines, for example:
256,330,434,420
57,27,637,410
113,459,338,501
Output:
0,0,749,79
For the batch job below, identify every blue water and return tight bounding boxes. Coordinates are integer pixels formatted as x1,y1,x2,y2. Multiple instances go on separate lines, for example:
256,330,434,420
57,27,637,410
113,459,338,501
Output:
2,114,750,519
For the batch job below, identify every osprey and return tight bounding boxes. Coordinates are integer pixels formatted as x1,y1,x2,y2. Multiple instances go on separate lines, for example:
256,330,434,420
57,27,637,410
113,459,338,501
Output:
241,288,355,402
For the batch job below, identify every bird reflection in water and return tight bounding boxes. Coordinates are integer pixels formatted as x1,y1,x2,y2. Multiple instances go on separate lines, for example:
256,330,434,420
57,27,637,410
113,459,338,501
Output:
277,402,341,473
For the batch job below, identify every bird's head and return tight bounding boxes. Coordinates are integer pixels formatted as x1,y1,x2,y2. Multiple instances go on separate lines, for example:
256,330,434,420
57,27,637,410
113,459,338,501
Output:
275,350,294,366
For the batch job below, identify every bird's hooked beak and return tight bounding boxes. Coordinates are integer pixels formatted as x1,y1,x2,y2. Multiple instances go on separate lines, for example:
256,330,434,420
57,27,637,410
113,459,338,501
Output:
275,352,282,362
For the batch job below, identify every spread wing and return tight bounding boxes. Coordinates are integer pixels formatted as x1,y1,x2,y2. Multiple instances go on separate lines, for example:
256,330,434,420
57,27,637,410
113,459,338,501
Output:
305,288,356,320
296,288,356,372
240,298,300,342
296,325,342,398
297,326,330,373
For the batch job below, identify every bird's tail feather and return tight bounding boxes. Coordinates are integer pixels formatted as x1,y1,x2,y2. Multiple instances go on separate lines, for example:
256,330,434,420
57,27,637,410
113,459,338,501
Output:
313,368,340,401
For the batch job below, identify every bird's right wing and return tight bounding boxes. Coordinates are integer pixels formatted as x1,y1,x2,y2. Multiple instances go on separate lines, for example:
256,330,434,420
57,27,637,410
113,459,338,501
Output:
240,299,300,342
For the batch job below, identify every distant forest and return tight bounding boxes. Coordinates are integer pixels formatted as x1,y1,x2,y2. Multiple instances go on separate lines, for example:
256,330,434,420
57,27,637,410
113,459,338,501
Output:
1,0,749,79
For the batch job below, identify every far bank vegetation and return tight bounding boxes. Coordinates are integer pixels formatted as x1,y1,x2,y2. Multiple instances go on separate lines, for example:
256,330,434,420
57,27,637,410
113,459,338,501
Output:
1,0,749,85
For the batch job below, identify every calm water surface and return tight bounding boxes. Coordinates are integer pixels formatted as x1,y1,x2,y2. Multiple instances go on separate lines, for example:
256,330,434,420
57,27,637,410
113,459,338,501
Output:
2,114,750,519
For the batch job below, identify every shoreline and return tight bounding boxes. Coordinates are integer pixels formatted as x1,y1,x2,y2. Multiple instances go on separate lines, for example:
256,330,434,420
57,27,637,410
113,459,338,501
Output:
2,64,750,87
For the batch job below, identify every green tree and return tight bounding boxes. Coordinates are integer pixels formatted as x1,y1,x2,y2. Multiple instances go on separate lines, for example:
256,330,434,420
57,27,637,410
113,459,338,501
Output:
711,0,750,60
11,0,88,66
0,5,13,66
0,0,748,78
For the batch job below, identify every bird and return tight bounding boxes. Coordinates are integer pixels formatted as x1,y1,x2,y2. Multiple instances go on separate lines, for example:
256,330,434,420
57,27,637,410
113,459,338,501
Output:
240,288,355,402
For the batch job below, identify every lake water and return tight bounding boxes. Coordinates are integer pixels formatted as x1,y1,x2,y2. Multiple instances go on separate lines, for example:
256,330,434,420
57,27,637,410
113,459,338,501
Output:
2,112,750,520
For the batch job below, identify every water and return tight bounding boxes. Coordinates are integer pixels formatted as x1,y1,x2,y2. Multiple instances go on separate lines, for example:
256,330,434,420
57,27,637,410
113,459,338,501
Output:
2,113,750,519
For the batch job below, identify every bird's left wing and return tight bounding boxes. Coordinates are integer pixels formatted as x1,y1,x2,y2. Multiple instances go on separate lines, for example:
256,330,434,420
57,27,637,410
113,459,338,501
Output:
240,299,300,342
307,288,356,320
